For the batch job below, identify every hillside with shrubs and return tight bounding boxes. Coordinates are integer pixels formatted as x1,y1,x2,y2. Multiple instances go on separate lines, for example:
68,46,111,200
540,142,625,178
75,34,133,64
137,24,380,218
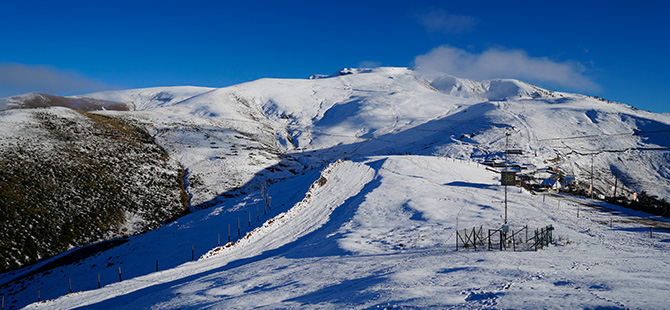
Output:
0,107,189,273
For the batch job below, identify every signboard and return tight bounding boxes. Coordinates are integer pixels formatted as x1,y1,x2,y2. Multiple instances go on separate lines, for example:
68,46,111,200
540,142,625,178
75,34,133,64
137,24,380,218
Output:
501,171,516,186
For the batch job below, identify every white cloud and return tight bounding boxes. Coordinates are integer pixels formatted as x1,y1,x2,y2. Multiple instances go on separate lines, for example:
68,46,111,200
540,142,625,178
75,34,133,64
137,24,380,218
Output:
0,63,113,97
415,9,478,33
358,60,381,68
414,45,599,91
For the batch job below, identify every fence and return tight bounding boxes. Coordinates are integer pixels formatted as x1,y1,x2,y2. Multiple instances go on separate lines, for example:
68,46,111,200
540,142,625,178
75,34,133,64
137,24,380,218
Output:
530,225,554,250
455,226,485,250
456,225,554,251
2,180,277,307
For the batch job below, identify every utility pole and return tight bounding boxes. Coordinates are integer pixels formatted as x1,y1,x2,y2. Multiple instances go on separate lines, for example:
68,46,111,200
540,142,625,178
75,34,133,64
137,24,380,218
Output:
504,132,509,167
590,155,594,199
504,184,508,225
504,132,510,226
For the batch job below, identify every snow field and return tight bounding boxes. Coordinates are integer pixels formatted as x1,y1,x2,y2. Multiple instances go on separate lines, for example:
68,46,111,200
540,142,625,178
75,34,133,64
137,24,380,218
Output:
79,67,670,203
23,155,670,309
4,67,670,308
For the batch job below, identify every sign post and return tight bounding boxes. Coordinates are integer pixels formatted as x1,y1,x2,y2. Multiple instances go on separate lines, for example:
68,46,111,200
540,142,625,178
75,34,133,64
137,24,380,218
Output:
501,171,516,225
503,132,512,226
501,171,516,186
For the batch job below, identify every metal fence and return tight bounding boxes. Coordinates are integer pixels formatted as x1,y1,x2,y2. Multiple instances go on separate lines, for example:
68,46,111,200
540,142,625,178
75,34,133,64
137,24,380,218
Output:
456,225,553,251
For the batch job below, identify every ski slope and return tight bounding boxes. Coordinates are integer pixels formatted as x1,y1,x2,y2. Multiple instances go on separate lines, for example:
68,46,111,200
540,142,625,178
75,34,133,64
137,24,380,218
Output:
2,67,670,308
58,67,668,206
13,155,670,309
6,67,667,204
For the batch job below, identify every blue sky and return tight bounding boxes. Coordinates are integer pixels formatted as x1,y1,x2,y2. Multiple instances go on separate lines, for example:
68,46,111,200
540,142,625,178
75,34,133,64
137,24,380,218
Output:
1,1,668,112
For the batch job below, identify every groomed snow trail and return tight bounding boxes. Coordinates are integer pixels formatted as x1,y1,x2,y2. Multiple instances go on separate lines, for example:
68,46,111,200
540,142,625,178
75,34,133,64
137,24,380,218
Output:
25,156,670,309
23,160,374,309
3,67,670,309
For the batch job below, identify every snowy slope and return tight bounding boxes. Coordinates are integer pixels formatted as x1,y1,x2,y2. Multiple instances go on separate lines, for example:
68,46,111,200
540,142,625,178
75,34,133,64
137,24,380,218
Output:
82,86,303,207
26,67,660,204
18,156,670,309
74,67,670,203
79,86,215,111
2,67,670,308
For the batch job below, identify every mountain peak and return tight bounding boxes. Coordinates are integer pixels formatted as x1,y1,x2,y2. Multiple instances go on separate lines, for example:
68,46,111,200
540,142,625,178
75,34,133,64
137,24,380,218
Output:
309,67,412,80
0,92,130,111
415,70,561,101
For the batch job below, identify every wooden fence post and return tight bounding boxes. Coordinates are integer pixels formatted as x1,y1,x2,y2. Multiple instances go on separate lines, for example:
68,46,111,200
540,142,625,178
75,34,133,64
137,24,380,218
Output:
488,229,492,250
260,181,265,198
472,228,477,251
525,225,528,243
499,230,503,251
651,227,653,239
69,277,72,293
38,287,40,302
156,260,159,272
238,217,241,236
260,181,265,201
248,211,251,226
98,273,101,288
456,230,459,250
228,224,231,242
478,226,483,247
548,227,551,246
119,267,122,282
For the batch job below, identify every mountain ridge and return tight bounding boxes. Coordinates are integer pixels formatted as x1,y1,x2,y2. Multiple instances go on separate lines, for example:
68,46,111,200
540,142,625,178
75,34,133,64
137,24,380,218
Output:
2,67,669,202
2,67,670,308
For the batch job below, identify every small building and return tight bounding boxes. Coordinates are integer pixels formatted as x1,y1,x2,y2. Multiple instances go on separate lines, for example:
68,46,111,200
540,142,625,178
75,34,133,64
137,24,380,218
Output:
561,175,578,190
540,179,562,192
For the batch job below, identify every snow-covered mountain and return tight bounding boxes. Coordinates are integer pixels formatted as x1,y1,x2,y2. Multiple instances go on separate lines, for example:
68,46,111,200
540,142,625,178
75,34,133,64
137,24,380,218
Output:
78,67,670,202
6,67,667,205
0,92,131,111
2,67,670,309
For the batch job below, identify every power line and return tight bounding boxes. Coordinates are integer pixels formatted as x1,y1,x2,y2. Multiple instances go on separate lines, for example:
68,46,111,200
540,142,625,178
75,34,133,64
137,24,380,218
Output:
538,132,633,142
538,128,670,142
